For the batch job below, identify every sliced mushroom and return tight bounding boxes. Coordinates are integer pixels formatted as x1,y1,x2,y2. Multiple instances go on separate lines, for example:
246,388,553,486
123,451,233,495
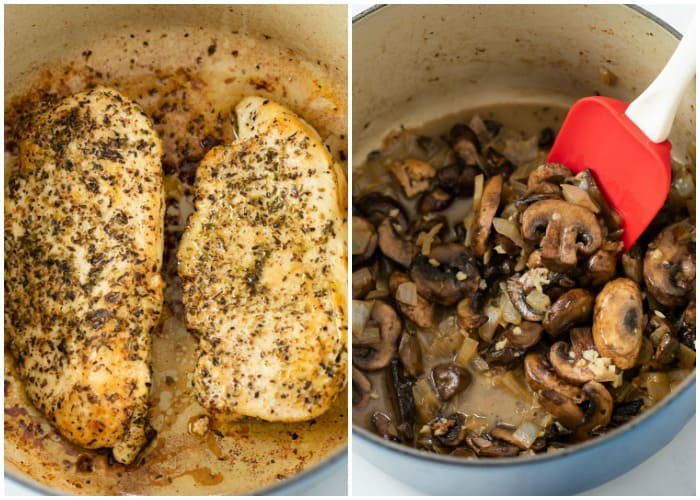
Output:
431,363,472,401
456,295,486,331
352,267,375,299
542,288,594,337
527,162,573,191
355,192,409,231
679,299,696,349
352,366,372,408
643,219,696,307
449,124,481,164
484,147,515,176
389,271,435,328
592,278,643,370
409,243,480,306
418,187,454,214
505,321,543,349
482,331,525,367
388,158,436,198
523,352,583,403
377,217,418,268
583,240,623,287
430,413,469,447
399,333,423,377
569,327,596,357
437,163,478,197
645,315,680,369
521,199,603,272
352,216,378,268
537,388,585,430
388,359,417,441
621,245,643,284
472,174,503,257
372,411,399,441
549,341,596,385
574,381,613,440
506,272,549,322
516,182,563,211
466,436,521,458
353,300,402,371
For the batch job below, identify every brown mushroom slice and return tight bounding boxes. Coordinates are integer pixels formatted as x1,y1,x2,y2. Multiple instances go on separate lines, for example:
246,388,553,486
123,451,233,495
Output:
352,366,372,408
506,273,549,322
377,217,419,268
643,219,696,307
352,216,378,268
372,411,399,441
543,288,594,338
482,331,525,367
437,163,478,197
418,187,454,214
584,240,624,287
523,352,583,403
516,182,563,211
621,245,643,284
569,327,596,357
521,199,603,272
390,272,435,328
592,278,643,370
353,300,402,371
466,436,521,458
538,388,585,430
399,333,423,377
352,267,375,299
679,299,696,349
456,295,486,331
409,243,480,306
388,158,436,199
430,413,469,447
472,174,503,257
574,381,613,440
527,162,573,191
388,359,417,441
431,363,472,401
484,147,515,176
505,321,543,349
449,124,481,164
549,341,597,385
355,192,410,231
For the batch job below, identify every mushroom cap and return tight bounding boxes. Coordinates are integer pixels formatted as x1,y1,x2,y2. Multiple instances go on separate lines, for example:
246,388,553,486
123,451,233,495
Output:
549,340,596,385
592,278,643,370
527,162,573,190
353,300,402,371
352,216,378,269
521,199,603,272
409,243,480,306
418,187,454,214
575,381,613,440
352,366,372,408
543,288,594,337
355,192,409,231
643,219,695,307
523,352,583,402
377,217,418,268
431,363,472,401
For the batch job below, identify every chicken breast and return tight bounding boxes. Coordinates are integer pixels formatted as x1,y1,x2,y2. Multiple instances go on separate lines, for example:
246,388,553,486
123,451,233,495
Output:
5,87,164,464
178,97,347,421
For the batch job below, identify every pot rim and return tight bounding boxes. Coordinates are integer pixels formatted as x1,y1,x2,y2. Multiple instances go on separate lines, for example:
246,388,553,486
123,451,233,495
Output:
352,2,695,468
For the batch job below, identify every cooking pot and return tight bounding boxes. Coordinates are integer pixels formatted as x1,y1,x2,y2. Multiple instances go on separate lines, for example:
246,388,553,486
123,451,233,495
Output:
4,4,347,495
352,4,695,495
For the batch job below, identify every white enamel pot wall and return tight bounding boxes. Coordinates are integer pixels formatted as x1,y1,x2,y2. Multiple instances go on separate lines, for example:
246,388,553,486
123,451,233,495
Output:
352,4,695,495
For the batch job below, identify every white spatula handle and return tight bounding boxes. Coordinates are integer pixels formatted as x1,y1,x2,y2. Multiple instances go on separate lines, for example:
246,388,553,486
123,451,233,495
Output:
625,13,696,143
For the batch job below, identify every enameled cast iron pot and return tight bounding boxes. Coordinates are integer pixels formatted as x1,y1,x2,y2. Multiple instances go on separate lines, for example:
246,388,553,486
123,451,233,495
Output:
352,4,695,495
4,4,347,495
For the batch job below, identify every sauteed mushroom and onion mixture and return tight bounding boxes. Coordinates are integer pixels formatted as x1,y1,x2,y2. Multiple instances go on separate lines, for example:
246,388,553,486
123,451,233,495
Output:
352,111,696,458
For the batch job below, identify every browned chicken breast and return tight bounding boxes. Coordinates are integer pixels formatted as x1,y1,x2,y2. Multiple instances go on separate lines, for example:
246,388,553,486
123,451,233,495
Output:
178,97,347,422
5,87,164,464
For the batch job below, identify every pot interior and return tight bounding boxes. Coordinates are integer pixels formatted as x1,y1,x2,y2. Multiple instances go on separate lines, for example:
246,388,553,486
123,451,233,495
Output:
352,2,695,459
4,4,347,495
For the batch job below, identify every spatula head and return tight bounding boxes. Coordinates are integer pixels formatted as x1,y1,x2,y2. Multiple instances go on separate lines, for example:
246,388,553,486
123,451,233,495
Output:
548,96,672,249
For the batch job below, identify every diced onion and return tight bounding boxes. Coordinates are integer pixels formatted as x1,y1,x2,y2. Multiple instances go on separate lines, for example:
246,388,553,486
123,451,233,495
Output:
413,376,441,424
455,336,479,367
478,305,502,342
503,136,539,164
511,420,543,449
678,343,696,369
396,281,418,306
470,355,490,373
352,300,373,337
492,371,532,401
525,289,551,311
561,184,600,213
492,217,525,248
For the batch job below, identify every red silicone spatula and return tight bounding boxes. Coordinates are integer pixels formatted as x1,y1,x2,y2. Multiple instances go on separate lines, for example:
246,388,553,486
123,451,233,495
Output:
547,15,696,249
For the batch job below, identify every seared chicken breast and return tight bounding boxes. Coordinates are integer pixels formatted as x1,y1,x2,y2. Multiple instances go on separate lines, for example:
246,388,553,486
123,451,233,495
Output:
178,97,347,421
5,87,164,464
